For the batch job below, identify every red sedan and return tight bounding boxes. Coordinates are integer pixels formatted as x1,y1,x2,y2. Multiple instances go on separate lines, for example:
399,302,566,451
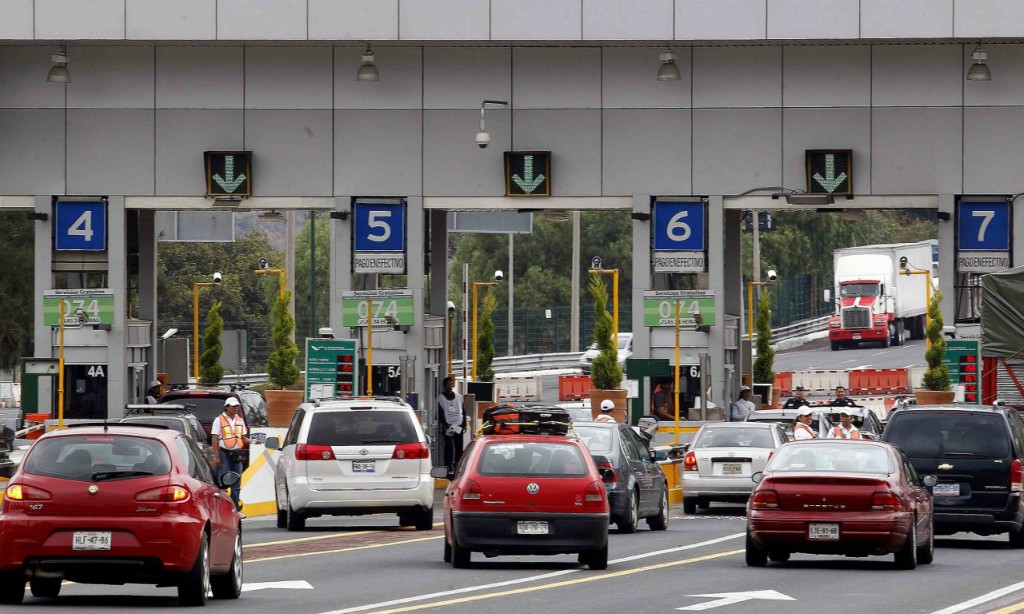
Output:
0,424,242,605
439,434,610,569
746,439,936,569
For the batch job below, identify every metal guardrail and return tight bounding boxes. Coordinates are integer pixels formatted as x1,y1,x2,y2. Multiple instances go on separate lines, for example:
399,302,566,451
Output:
769,316,829,343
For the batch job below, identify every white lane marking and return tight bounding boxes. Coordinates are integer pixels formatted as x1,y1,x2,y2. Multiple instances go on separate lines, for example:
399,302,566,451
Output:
930,579,1024,614
320,532,744,614
678,590,796,611
243,580,314,592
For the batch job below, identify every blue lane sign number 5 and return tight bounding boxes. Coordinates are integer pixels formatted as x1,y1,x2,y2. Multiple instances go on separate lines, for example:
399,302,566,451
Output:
55,201,107,251
958,201,1010,251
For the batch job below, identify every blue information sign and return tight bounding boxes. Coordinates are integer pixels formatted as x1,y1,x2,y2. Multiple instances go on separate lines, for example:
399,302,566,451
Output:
653,201,706,252
354,202,406,252
55,201,107,251
958,201,1010,251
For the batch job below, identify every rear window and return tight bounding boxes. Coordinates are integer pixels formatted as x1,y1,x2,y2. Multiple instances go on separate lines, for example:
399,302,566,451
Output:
573,425,614,453
885,412,1011,459
24,435,172,482
307,410,418,446
477,442,588,477
695,427,775,449
827,412,869,430
770,443,892,473
161,395,230,426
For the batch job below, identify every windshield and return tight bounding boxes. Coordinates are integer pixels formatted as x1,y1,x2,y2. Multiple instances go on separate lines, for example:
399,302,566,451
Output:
694,427,775,449
573,425,614,453
307,411,418,446
477,442,588,477
769,443,891,473
840,283,880,298
884,412,1010,459
24,435,172,481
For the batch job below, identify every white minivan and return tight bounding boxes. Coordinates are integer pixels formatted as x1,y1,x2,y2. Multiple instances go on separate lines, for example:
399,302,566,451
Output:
266,397,434,531
579,332,633,374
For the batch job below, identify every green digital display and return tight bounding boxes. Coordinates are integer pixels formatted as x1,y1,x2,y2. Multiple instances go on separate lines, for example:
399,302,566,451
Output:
205,151,252,197
806,149,852,196
944,340,981,404
505,151,551,196
305,338,359,401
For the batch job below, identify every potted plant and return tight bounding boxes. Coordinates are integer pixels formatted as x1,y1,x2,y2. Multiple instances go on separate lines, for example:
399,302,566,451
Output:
916,290,954,404
752,290,776,408
587,274,626,422
199,301,224,385
265,289,304,426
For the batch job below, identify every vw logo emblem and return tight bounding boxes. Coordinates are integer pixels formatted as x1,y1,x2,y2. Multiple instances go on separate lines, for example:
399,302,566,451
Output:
87,485,99,495
359,448,369,456
526,483,540,495
727,451,735,457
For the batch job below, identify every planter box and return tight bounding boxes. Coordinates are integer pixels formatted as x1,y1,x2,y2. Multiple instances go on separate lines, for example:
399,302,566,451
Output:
590,389,628,423
265,389,304,427
914,390,956,405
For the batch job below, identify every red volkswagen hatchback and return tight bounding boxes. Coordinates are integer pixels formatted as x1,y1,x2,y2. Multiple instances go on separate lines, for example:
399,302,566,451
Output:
0,424,242,605
439,433,610,570
746,439,936,569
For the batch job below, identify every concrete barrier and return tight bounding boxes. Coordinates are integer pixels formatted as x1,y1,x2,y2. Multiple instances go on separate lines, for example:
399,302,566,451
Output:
239,427,287,518
495,375,541,402
848,368,909,395
792,370,850,394
558,374,593,401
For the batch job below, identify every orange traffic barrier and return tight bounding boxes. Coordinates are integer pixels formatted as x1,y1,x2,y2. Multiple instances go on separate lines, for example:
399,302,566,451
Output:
558,375,593,401
774,372,793,397
24,412,50,440
848,369,909,395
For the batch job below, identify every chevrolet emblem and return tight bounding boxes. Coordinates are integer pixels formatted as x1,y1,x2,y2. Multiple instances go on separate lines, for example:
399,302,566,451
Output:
938,463,954,471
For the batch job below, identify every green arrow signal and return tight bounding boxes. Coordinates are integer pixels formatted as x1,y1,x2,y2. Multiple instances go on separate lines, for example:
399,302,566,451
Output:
813,153,847,194
213,155,247,193
512,155,546,194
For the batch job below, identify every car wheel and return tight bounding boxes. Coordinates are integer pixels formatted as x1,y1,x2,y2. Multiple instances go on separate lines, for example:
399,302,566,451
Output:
745,532,768,567
211,528,243,599
883,325,892,348
894,519,918,570
451,539,471,569
414,507,434,531
178,533,210,606
830,342,841,351
617,491,639,533
586,544,609,571
768,551,790,563
29,577,61,598
276,500,287,529
682,498,698,515
443,538,452,563
646,489,669,531
286,495,305,531
918,516,935,565
1008,523,1024,548
0,570,25,605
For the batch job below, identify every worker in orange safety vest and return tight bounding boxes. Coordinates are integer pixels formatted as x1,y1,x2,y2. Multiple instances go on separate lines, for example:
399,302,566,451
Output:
212,397,250,513
828,410,862,440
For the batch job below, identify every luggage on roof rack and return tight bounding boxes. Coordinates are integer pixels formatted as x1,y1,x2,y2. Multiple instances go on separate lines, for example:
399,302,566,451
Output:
480,404,572,436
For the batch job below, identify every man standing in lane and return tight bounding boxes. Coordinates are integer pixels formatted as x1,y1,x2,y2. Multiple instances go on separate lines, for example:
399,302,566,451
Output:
212,397,250,514
437,375,466,479
792,408,817,440
731,386,756,421
829,386,862,408
782,385,810,410
828,410,862,440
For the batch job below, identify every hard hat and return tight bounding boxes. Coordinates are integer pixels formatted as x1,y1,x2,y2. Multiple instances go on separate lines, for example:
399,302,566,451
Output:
600,399,615,412
224,397,241,407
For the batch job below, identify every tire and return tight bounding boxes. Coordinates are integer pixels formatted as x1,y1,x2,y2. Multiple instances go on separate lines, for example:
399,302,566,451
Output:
414,507,434,531
883,325,892,348
1008,523,1024,548
918,516,935,565
894,520,918,570
451,539,471,569
0,570,25,605
211,529,243,600
768,551,790,563
286,495,306,531
682,498,698,515
29,577,61,598
617,491,639,533
178,533,210,606
276,507,286,529
646,489,669,531
896,321,906,346
586,544,609,571
443,538,452,563
745,532,768,567
830,342,841,351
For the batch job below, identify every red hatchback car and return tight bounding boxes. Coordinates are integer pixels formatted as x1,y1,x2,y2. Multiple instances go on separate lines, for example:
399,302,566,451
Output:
439,434,610,570
0,424,243,605
746,439,937,569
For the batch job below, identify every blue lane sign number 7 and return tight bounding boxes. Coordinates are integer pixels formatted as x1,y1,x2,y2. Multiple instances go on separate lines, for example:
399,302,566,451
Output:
958,201,1010,251
55,201,107,251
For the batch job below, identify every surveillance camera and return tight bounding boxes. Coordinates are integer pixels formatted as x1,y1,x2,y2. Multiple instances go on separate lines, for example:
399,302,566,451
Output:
899,256,908,269
212,272,223,284
75,308,89,324
591,256,603,270
447,301,457,316
494,270,504,282
258,258,270,271
475,131,490,149
766,270,778,281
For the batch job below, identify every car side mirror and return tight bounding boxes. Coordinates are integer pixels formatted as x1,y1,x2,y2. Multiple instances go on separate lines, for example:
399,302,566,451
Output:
922,475,938,488
220,471,240,489
265,436,281,451
652,450,668,462
751,471,763,483
430,466,449,479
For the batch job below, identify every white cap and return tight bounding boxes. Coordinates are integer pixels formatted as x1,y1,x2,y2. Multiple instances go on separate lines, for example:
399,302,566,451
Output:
600,399,615,412
224,397,241,407
148,379,162,389
797,407,814,417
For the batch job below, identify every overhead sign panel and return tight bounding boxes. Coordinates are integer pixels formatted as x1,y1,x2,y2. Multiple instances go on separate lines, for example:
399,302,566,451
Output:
305,338,359,401
353,201,406,274
643,290,716,328
55,200,107,251
806,149,852,196
652,200,706,273
957,201,1011,273
341,289,414,327
43,289,114,326
205,151,252,197
504,151,551,196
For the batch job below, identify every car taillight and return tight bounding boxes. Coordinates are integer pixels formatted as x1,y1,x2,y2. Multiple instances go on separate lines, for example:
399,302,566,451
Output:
597,460,618,483
4,484,52,501
461,479,482,503
584,480,606,507
392,442,429,459
136,485,191,503
1011,459,1023,492
296,444,336,461
870,491,903,511
750,489,779,510
683,451,698,472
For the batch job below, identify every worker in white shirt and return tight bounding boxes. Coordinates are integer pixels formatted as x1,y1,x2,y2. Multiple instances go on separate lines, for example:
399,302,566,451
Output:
792,407,817,440
595,399,617,423
828,410,861,440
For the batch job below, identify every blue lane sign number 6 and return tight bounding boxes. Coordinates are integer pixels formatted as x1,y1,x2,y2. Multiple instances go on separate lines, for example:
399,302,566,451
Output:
653,201,706,252
55,201,107,251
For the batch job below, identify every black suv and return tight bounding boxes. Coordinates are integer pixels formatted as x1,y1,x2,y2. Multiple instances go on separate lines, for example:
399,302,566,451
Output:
882,404,1024,545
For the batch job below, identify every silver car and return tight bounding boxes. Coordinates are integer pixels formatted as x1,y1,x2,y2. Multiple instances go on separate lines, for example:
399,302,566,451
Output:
266,397,434,531
681,422,788,514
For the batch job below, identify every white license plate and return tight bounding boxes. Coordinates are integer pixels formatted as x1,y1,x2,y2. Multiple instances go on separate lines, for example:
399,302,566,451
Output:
934,483,960,496
517,521,549,535
73,531,111,551
721,463,743,475
853,333,862,340
352,460,375,473
808,523,840,540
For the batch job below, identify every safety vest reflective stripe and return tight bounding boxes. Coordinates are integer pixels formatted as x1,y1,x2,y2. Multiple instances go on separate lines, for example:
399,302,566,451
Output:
217,415,244,449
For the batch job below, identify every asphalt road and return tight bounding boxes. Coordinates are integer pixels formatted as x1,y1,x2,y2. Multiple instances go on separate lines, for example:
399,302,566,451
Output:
20,498,1024,614
774,337,927,373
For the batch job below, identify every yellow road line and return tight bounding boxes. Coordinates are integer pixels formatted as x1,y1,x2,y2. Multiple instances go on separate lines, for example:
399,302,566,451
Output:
247,535,443,563
361,548,744,614
989,602,1024,614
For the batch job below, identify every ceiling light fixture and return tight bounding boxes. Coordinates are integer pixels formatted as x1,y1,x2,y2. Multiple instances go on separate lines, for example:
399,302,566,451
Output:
967,45,991,81
356,46,380,82
47,44,70,83
657,49,680,81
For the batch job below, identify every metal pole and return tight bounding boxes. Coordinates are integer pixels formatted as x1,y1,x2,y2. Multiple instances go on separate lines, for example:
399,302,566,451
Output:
462,264,469,391
286,210,296,343
58,299,65,428
571,211,580,351
472,283,479,381
508,233,514,356
673,299,681,444
193,282,200,386
447,312,454,376
366,299,373,396
752,209,761,282
612,269,619,353
310,211,317,338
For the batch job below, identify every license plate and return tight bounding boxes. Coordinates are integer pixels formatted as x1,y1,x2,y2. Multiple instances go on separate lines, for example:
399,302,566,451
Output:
853,333,862,340
517,521,549,535
808,523,839,540
352,460,375,473
934,483,960,496
73,531,111,551
721,463,743,475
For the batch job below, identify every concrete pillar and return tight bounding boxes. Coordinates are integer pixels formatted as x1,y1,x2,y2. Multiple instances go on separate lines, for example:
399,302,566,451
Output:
631,194,652,363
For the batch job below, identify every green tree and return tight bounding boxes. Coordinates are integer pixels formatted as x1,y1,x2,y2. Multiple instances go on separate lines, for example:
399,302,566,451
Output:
0,213,34,371
266,290,300,389
199,301,225,384
477,291,497,381
923,290,950,391
752,290,775,385
588,273,622,390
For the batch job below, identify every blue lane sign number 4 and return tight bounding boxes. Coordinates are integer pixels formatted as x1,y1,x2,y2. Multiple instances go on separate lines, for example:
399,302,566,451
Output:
55,201,107,251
